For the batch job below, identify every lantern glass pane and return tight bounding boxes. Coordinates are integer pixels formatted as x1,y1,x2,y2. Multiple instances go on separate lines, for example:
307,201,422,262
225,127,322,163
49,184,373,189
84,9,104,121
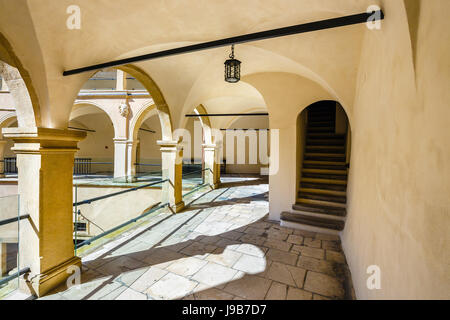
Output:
225,59,241,83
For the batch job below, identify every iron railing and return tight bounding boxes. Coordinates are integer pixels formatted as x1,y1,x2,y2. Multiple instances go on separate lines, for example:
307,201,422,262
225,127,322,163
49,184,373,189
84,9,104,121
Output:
0,267,30,287
74,158,92,175
1,157,17,174
72,167,212,252
0,213,30,288
73,178,168,251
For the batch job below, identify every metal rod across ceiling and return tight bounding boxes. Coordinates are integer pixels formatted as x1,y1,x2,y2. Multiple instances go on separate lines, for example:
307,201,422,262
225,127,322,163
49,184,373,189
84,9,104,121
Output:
63,10,384,76
185,113,269,117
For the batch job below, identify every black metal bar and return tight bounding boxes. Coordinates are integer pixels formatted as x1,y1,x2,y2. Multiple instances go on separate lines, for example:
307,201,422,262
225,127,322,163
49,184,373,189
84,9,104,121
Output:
186,113,268,117
0,267,30,287
220,128,270,131
69,126,96,133
134,163,161,167
75,202,168,249
182,169,206,177
0,214,30,227
89,162,113,164
73,179,167,206
63,11,384,76
139,128,156,133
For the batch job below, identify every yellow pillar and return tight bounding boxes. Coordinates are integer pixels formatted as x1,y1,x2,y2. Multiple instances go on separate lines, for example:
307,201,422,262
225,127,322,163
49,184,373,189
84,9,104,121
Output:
203,143,221,189
0,242,7,276
2,127,86,297
0,140,6,178
158,139,184,213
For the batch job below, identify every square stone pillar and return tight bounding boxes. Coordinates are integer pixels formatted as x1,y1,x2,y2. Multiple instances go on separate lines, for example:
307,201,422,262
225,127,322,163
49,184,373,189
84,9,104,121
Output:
157,139,184,213
202,143,221,189
0,140,6,178
126,139,138,182
0,242,7,276
116,69,127,91
2,127,86,297
113,138,127,181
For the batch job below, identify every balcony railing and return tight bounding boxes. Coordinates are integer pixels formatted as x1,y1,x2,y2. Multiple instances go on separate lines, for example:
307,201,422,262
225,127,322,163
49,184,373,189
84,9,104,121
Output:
2,158,17,174
0,195,30,299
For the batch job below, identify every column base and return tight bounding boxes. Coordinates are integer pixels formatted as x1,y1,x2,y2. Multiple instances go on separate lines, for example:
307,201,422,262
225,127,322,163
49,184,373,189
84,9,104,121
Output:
170,201,185,213
20,256,81,298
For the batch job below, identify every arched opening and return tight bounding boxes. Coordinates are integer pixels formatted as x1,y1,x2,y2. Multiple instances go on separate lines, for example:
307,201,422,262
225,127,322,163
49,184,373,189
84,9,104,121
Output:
0,113,18,176
72,67,173,181
69,104,115,177
282,100,351,234
134,109,163,176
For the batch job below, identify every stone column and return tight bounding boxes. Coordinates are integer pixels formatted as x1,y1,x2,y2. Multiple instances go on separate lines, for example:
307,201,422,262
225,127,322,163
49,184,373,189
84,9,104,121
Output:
2,127,86,297
214,141,222,186
116,69,127,91
113,138,127,181
0,243,7,276
126,139,138,182
203,143,221,189
0,140,6,177
158,139,184,213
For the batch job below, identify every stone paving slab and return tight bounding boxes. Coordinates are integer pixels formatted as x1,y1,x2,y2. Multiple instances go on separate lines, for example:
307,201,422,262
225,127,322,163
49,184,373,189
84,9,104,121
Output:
39,175,354,300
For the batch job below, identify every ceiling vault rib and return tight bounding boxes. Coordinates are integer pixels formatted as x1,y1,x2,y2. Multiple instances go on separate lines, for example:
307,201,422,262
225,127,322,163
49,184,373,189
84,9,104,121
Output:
63,10,384,76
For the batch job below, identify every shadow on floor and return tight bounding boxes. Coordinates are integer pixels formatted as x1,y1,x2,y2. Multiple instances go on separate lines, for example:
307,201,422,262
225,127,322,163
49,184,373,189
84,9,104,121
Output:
45,175,352,300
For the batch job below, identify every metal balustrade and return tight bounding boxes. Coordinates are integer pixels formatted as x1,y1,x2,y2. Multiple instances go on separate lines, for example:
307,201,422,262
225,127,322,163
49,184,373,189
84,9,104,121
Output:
0,195,29,299
2,158,17,174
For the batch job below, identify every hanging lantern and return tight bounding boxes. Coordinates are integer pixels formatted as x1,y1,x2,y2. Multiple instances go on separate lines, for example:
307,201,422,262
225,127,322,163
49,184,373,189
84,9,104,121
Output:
224,44,241,83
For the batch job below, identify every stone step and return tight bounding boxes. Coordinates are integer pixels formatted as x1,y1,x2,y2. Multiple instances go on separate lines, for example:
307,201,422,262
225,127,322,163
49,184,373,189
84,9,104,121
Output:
301,177,347,185
298,191,347,204
299,187,347,197
307,133,346,139
281,212,345,231
304,153,346,162
305,153,346,157
293,202,347,216
297,197,346,209
301,182,347,192
303,163,347,170
303,160,346,166
302,172,347,180
291,207,345,222
306,139,345,146
302,168,347,175
305,146,345,154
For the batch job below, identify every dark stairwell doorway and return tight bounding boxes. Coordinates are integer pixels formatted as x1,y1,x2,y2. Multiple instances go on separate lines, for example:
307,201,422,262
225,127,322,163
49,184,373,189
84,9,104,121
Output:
281,101,351,235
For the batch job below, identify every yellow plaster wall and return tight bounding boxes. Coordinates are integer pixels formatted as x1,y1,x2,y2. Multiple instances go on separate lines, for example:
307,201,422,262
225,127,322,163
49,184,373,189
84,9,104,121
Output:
341,0,450,299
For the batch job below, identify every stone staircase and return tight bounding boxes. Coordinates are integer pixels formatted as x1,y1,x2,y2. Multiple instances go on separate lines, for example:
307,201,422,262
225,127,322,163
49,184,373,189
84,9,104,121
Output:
281,104,348,235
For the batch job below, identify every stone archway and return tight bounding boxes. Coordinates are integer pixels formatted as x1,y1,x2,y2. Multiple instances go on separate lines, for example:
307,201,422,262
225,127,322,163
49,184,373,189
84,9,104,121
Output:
281,100,351,234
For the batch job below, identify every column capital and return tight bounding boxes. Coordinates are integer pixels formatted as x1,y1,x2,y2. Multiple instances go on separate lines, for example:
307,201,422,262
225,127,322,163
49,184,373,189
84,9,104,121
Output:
157,138,183,150
2,127,86,154
113,138,137,146
202,143,216,148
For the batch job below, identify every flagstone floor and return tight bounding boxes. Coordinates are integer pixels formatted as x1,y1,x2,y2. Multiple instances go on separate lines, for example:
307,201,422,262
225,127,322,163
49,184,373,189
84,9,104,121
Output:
41,175,354,300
